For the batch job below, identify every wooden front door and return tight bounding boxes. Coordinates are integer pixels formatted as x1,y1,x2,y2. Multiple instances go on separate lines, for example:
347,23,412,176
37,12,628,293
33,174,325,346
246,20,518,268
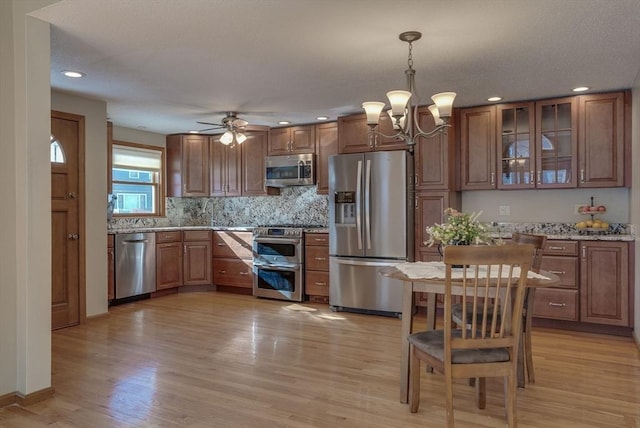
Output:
51,111,85,330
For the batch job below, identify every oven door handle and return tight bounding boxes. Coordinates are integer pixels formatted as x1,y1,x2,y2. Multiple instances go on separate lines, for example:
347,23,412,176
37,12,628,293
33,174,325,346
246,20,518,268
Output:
253,263,301,271
253,237,301,245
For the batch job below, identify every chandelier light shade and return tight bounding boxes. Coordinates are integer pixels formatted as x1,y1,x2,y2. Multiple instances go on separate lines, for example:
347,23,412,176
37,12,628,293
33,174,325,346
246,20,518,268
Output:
362,31,456,146
431,92,456,118
427,104,443,126
362,102,386,125
386,90,412,117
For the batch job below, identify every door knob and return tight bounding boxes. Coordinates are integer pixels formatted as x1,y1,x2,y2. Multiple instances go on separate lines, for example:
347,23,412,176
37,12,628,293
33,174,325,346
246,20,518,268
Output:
67,192,76,199
67,233,79,240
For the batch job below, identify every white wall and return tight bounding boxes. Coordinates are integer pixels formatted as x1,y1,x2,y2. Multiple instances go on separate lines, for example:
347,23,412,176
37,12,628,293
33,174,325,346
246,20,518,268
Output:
1,0,56,398
462,188,630,223
52,91,109,317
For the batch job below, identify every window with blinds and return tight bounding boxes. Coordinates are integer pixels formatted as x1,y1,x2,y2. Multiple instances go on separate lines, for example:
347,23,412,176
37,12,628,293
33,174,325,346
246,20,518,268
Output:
111,142,165,216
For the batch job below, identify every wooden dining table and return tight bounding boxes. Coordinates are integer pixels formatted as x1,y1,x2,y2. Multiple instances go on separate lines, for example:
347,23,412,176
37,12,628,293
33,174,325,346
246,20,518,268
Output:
380,262,560,404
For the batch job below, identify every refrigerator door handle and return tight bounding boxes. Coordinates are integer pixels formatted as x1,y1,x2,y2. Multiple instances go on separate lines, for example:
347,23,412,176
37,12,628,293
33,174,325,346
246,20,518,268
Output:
356,160,363,250
331,257,403,268
364,158,371,250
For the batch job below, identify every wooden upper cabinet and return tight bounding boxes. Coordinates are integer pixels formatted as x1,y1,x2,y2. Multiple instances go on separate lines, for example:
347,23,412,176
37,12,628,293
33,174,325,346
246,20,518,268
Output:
496,102,536,189
414,191,461,261
242,129,277,196
578,91,626,187
268,125,315,155
414,106,457,191
459,105,496,190
315,122,338,194
338,112,406,153
210,141,241,197
166,134,210,197
535,97,577,189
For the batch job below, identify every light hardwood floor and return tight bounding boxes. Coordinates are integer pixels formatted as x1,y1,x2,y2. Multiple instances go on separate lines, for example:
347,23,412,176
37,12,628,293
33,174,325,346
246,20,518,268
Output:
1,292,639,427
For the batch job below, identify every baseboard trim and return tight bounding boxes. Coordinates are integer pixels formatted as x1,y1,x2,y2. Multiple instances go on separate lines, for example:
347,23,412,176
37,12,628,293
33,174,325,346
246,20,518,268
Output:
0,392,16,408
1,386,55,408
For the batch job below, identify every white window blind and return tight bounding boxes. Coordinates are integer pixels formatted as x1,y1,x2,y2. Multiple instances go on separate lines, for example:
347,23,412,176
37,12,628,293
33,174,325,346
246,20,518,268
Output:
112,145,162,170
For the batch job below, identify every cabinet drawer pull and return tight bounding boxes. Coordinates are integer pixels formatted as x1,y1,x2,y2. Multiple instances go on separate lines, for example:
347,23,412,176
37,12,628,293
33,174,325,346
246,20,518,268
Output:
217,243,226,246
315,257,327,261
239,272,249,275
315,282,327,286
548,302,566,308
548,270,566,275
548,246,566,250
313,238,327,243
218,270,226,274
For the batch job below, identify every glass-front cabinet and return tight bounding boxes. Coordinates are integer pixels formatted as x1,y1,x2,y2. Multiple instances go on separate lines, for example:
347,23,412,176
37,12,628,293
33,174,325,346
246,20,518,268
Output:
497,102,534,189
497,97,577,189
536,97,577,188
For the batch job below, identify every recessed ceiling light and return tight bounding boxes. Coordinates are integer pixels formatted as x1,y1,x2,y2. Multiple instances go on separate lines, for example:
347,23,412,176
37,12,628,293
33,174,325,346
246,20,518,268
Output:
189,130,199,134
316,116,329,121
278,121,291,125
487,96,502,102
62,70,85,78
572,86,590,92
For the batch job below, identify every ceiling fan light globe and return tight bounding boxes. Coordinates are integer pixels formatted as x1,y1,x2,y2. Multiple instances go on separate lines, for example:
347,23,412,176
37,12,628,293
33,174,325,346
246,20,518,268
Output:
219,131,234,145
235,133,247,144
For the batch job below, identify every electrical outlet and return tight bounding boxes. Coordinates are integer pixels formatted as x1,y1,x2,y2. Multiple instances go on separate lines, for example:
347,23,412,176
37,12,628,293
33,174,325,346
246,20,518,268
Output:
499,205,510,216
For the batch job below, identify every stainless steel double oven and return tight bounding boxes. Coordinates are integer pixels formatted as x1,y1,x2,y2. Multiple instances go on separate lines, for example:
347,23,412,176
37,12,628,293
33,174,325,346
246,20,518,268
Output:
252,226,305,302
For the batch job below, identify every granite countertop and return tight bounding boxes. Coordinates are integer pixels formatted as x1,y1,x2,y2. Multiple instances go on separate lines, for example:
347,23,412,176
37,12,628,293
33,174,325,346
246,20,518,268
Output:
108,226,329,234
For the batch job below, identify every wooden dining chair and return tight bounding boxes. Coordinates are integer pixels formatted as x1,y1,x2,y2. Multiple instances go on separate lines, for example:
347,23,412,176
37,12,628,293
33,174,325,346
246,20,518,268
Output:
510,232,546,384
452,233,546,386
408,244,533,427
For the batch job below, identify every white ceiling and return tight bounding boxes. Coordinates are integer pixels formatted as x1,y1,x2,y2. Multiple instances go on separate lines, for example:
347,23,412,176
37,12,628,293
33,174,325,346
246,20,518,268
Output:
32,0,640,135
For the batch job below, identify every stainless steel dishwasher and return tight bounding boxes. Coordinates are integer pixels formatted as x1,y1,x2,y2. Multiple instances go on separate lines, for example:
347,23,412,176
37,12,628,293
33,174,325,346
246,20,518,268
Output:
115,232,156,299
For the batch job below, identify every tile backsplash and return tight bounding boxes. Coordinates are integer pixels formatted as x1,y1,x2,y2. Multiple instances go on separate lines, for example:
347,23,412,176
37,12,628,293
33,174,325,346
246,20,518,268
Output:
108,186,328,230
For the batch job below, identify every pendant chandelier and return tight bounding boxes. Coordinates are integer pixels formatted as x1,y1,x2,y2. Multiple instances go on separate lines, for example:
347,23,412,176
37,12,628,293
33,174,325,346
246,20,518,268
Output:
362,31,456,146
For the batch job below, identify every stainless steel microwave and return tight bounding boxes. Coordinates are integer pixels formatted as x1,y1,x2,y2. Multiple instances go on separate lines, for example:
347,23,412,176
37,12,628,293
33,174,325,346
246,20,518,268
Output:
265,153,315,187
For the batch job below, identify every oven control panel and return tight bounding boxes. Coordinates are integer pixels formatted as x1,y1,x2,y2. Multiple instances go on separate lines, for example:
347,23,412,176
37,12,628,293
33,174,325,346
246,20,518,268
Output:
253,227,303,238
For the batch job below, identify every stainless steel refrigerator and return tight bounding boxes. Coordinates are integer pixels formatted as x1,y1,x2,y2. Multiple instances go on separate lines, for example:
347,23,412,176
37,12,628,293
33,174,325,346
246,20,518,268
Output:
328,150,414,315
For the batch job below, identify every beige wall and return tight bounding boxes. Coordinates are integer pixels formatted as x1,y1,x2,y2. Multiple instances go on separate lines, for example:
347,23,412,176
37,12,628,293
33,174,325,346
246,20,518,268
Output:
113,125,166,148
462,188,630,223
1,0,57,397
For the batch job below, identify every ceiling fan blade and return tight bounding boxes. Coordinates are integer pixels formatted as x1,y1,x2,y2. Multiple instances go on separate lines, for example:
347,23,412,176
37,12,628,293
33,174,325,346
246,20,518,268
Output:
198,126,222,132
196,121,223,127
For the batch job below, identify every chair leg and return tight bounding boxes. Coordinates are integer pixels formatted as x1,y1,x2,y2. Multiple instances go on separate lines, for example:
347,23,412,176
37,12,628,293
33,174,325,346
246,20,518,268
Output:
445,372,455,428
505,370,518,427
524,294,536,384
409,345,420,413
475,377,486,409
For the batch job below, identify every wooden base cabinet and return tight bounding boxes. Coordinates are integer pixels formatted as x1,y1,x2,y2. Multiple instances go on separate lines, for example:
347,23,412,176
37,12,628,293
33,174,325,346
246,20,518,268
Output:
305,233,329,302
156,231,183,290
212,231,253,289
534,240,632,328
580,241,630,327
107,235,115,300
183,230,212,285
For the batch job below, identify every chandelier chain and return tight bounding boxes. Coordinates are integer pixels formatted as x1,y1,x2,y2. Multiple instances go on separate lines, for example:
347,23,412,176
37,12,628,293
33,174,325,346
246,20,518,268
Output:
407,41,414,70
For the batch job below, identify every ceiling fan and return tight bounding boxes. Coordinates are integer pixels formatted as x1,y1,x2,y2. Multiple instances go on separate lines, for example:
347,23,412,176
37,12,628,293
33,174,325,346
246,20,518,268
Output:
197,111,249,145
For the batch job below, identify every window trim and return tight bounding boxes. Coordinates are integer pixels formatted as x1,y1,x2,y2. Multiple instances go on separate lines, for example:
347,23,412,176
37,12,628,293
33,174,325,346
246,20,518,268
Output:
109,140,166,218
